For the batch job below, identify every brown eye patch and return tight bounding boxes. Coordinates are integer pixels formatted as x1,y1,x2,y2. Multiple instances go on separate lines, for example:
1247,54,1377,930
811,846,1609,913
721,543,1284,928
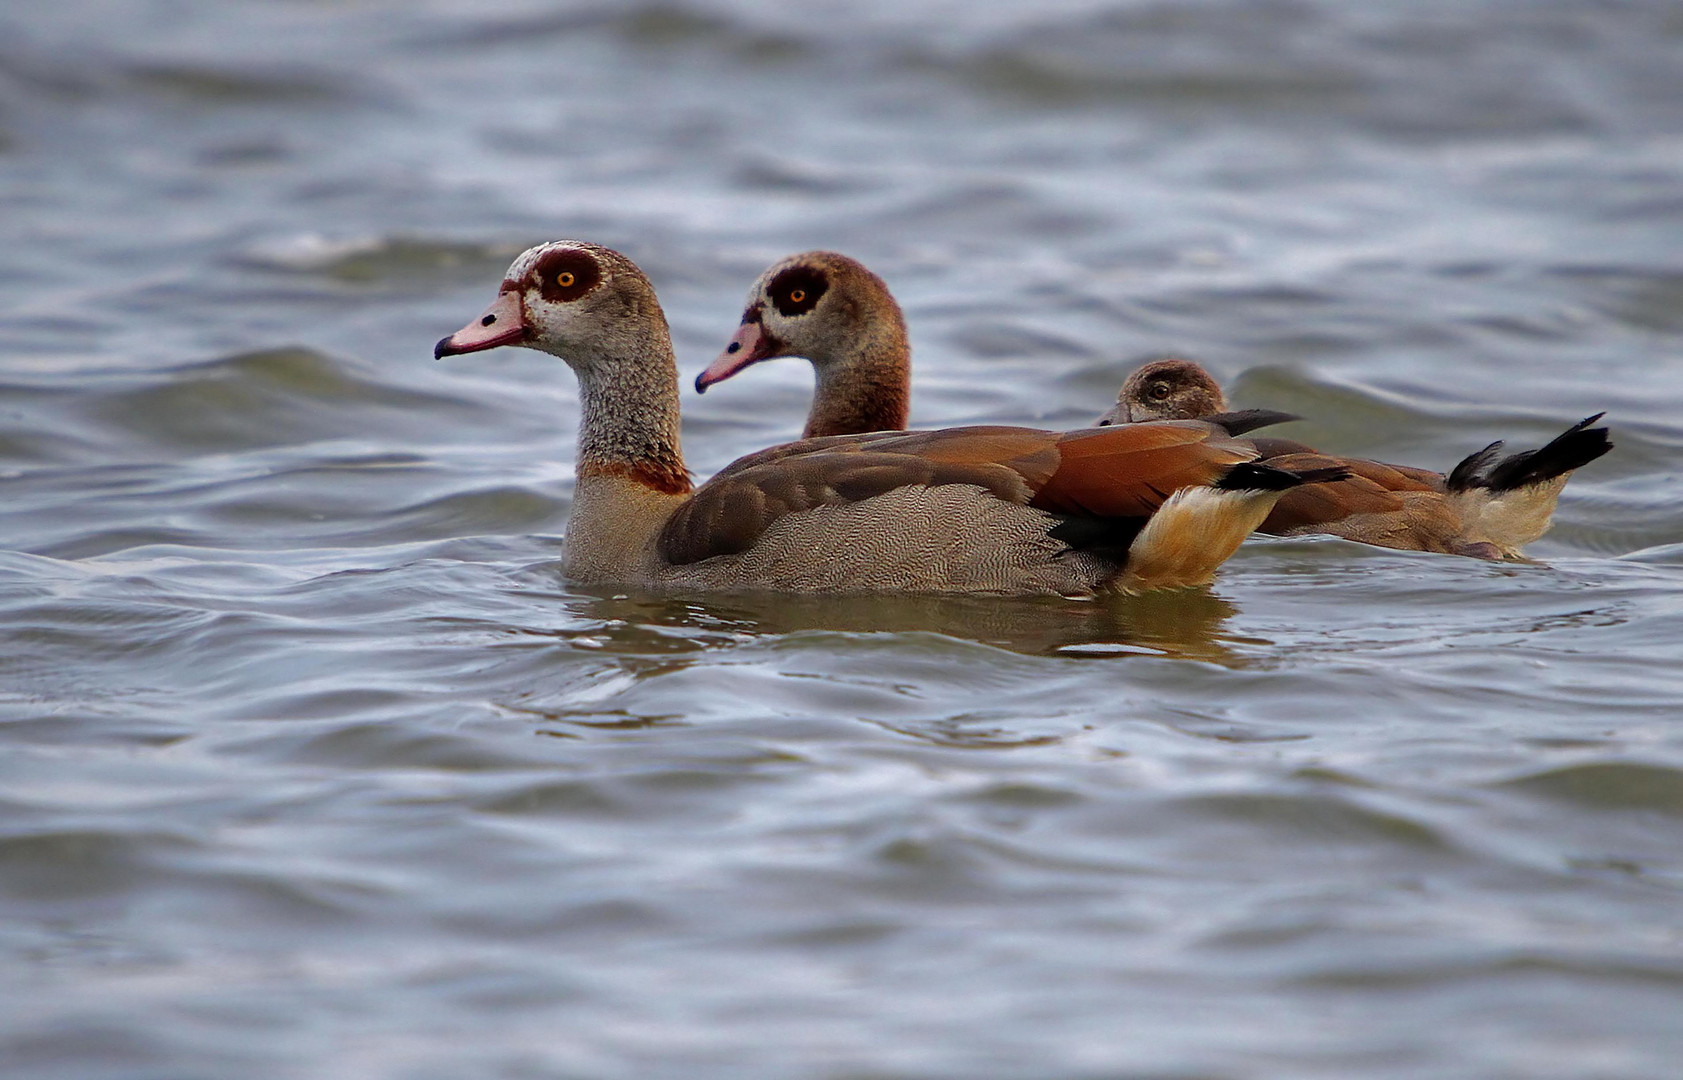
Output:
532,248,602,303
766,265,828,317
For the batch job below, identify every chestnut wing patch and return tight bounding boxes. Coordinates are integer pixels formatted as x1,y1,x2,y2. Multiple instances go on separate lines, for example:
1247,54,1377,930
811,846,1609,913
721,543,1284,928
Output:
1260,452,1412,532
1250,438,1447,494
1030,422,1252,518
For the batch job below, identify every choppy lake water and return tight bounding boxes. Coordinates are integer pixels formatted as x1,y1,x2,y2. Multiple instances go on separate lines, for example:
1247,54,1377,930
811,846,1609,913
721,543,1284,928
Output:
3,1,1683,1077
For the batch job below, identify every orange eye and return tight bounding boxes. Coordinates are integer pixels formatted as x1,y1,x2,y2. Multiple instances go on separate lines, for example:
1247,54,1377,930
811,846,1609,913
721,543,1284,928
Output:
556,271,576,288
789,289,805,303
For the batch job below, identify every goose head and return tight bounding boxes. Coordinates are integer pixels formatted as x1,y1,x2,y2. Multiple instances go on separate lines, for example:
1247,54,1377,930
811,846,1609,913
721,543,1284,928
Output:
695,251,905,393
1098,358,1228,426
434,241,667,376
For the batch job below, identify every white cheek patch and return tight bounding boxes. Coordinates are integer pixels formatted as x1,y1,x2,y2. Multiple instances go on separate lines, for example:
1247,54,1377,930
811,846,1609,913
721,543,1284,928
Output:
504,246,545,284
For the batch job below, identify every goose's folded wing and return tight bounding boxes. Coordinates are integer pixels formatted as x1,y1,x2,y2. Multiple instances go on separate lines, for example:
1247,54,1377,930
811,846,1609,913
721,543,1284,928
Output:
659,422,1254,565
1261,452,1450,533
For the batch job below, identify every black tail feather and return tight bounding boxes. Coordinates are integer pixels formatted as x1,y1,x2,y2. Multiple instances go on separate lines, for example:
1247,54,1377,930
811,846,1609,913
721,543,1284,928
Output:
1446,440,1505,492
1447,414,1612,493
1217,461,1351,493
1203,409,1302,437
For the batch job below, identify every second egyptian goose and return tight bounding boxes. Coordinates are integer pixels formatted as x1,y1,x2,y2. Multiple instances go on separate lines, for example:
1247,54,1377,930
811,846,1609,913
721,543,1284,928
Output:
435,242,1345,595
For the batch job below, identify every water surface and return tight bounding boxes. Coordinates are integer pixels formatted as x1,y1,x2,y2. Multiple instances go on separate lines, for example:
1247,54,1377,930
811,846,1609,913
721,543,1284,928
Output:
3,2,1682,1077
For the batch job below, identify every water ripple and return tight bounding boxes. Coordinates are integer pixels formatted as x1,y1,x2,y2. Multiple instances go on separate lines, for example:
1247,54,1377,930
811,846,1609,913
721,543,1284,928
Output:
4,0,1683,1076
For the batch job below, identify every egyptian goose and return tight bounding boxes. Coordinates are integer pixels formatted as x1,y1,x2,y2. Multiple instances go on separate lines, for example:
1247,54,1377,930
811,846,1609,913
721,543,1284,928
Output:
1100,358,1613,560
434,241,1345,595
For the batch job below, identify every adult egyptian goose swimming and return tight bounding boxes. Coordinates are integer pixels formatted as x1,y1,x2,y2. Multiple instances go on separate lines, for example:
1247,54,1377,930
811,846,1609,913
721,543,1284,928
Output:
1100,358,1613,560
434,241,1346,595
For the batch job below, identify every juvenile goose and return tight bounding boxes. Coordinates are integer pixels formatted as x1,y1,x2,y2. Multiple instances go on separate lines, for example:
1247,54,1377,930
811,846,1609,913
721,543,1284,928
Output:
435,241,1346,595
1101,358,1613,560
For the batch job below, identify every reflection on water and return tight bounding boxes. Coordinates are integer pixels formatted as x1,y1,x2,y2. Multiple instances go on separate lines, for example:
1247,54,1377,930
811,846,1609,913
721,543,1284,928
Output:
3,0,1682,1077
561,585,1242,661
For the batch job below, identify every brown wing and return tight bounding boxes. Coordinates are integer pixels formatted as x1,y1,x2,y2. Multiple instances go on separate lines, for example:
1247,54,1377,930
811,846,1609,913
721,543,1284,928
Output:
1030,422,1256,518
658,422,1252,566
1247,437,1447,493
1260,452,1469,550
1375,462,1448,490
1334,457,1445,494
659,445,1035,566
1260,453,1406,533
1248,436,1323,457
704,429,910,480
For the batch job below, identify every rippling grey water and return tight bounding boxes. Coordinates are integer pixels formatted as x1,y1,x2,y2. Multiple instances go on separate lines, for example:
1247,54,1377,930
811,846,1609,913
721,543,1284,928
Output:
3,1,1682,1077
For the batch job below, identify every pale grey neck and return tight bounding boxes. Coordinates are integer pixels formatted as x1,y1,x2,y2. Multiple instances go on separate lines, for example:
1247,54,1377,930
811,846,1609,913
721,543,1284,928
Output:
571,319,686,476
